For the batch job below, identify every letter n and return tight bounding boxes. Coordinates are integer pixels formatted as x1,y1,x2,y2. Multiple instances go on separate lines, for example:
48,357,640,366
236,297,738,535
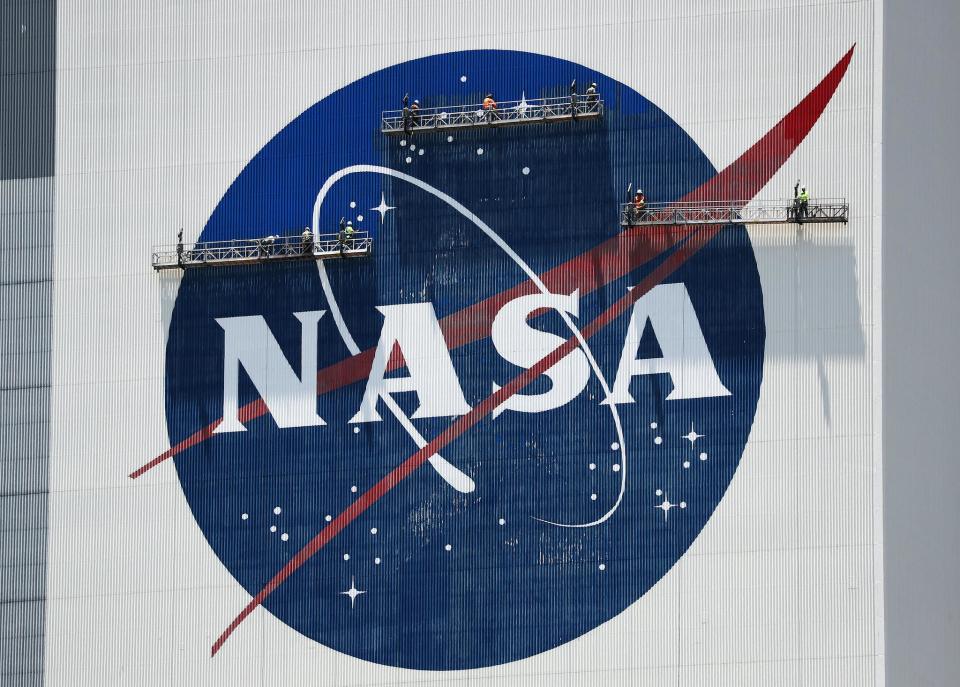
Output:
214,311,326,433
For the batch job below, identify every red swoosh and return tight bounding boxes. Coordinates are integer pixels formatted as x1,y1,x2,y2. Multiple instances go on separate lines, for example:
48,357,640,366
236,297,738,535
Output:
208,46,855,656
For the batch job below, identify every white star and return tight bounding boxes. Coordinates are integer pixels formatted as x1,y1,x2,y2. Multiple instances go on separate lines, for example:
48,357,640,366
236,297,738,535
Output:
371,193,395,224
654,495,687,521
682,422,704,448
340,576,366,609
655,499,675,520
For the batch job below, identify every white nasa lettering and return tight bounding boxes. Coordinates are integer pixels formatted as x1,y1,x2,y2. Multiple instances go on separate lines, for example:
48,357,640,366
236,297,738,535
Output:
602,283,731,405
490,291,589,418
213,287,729,431
350,303,471,423
214,310,327,433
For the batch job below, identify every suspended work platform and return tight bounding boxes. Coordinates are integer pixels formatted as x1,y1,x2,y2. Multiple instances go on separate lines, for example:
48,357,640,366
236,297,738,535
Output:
381,94,604,135
151,232,373,271
619,198,849,227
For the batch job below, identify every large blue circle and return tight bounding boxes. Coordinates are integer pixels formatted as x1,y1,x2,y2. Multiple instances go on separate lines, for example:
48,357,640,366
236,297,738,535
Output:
165,50,764,669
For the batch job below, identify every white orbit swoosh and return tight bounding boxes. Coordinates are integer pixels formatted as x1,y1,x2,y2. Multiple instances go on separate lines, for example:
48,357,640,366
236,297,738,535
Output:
312,164,627,528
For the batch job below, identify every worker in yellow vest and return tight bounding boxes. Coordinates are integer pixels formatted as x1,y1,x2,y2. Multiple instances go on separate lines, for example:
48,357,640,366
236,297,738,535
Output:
338,219,356,255
793,180,810,223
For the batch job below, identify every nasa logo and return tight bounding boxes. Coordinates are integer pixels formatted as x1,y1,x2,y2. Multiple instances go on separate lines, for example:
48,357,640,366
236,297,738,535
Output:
152,48,847,669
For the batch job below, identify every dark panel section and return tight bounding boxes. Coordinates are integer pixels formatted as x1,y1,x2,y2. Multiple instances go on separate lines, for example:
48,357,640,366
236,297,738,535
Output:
0,0,55,180
0,177,53,686
884,0,960,685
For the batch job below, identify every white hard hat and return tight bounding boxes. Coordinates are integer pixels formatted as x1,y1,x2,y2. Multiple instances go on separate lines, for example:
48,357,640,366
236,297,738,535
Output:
801,186,806,192
347,220,353,226
637,189,643,194
413,99,419,104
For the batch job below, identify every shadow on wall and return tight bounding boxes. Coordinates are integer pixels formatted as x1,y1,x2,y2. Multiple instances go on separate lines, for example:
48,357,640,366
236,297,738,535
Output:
749,223,864,427
158,270,181,352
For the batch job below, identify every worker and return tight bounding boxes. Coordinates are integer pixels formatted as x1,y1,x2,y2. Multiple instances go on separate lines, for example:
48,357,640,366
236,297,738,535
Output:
585,82,598,111
793,180,810,223
401,93,413,136
411,99,421,126
632,189,647,223
483,93,497,123
338,219,356,255
301,227,313,254
176,228,184,265
570,79,578,118
402,103,412,136
260,234,277,256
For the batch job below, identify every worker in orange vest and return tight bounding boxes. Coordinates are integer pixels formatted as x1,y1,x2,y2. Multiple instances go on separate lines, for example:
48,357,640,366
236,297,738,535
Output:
632,189,647,223
483,93,497,123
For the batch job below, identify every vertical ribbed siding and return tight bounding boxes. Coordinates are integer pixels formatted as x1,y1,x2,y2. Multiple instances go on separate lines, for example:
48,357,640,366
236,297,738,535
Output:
1,0,56,181
0,177,54,687
1,1,56,684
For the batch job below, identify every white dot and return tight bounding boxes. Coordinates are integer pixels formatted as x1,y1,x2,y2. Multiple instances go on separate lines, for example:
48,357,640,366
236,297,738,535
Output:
476,148,484,155
273,506,281,515
590,493,598,501
353,426,360,434
654,436,663,445
589,463,596,470
418,148,425,156
349,201,356,208
498,518,506,526
522,167,530,175
281,532,289,541
405,156,412,164
683,461,691,469
357,214,364,222
351,485,358,493
699,452,708,461
650,421,658,429
655,489,663,496
680,502,687,509
444,544,452,552
610,442,620,451
343,553,350,561
241,513,249,520
375,557,382,565
400,139,407,147
270,525,277,533
598,563,606,571
369,528,378,535
325,515,332,522
409,144,416,152
612,464,621,472
460,75,467,83
447,135,454,143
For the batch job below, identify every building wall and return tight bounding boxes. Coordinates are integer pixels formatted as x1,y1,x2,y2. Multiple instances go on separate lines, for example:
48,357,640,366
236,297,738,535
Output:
0,1,56,684
1,1,887,685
